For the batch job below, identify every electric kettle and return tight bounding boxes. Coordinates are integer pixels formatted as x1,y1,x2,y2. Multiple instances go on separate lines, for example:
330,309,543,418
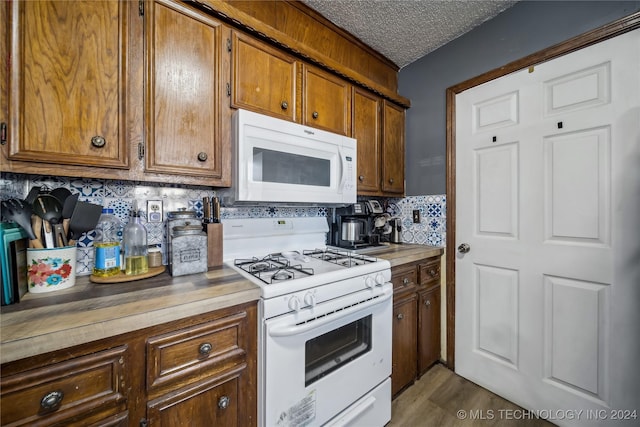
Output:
389,218,402,244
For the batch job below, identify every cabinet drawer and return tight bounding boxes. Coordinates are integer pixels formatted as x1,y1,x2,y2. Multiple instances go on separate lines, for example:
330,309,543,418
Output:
391,264,417,291
0,346,128,426
146,311,247,391
419,259,441,286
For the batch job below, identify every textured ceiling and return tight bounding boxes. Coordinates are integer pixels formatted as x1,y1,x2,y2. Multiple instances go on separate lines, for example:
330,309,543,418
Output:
302,0,518,68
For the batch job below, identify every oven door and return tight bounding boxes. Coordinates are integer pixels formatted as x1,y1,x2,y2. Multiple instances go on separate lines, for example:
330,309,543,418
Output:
262,285,392,427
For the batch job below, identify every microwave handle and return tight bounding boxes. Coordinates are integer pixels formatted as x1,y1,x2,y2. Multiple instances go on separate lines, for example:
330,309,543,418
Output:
338,147,347,193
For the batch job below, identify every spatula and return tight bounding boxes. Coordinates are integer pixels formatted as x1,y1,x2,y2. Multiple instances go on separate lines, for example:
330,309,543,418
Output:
68,201,103,241
1,199,36,240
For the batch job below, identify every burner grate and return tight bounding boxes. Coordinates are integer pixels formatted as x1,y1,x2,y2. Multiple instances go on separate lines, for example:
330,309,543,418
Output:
234,254,314,284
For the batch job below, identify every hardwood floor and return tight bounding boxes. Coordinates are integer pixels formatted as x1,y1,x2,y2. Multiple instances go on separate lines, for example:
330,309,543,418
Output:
389,364,554,426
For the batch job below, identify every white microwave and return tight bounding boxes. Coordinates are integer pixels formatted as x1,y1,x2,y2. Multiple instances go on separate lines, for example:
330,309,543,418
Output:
233,109,357,204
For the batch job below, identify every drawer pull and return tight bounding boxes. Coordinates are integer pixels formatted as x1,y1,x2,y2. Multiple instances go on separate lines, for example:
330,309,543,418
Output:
218,395,230,409
312,111,319,119
429,269,437,277
91,135,106,148
199,342,213,355
396,313,404,320
281,101,288,110
402,278,409,285
197,152,208,162
425,300,431,306
40,390,64,410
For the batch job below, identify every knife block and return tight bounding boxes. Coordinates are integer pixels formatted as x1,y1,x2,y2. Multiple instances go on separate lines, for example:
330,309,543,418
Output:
205,223,223,269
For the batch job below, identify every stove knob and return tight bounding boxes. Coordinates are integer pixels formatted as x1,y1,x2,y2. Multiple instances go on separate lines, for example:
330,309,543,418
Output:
303,292,316,307
375,273,386,286
365,276,376,289
288,296,301,312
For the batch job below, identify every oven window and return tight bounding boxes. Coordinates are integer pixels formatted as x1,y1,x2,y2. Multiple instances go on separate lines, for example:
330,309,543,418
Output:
253,148,331,187
305,315,372,386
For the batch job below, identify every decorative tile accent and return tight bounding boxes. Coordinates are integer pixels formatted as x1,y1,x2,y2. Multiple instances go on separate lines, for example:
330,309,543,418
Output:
2,173,447,275
394,194,447,247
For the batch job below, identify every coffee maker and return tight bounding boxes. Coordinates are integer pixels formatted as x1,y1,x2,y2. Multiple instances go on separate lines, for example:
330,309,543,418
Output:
329,200,384,249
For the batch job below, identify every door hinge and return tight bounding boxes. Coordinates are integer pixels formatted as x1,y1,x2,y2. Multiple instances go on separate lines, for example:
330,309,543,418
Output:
227,38,232,53
0,122,6,145
138,143,145,160
138,0,144,16
226,82,231,97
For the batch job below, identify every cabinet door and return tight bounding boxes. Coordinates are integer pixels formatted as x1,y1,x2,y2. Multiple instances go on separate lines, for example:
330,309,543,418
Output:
302,65,351,135
145,0,227,179
7,0,128,168
391,292,417,396
418,286,441,374
147,375,240,426
353,88,381,194
381,100,405,194
231,31,298,122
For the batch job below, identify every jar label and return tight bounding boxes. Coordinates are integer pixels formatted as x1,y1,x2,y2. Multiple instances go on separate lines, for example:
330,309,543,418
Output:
96,245,121,269
179,248,201,263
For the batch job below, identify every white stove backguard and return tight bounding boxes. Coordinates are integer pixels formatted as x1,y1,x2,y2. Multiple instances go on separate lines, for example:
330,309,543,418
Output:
222,217,329,262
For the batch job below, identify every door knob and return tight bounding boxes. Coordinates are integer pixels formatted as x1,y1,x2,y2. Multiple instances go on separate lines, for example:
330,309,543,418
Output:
457,243,470,254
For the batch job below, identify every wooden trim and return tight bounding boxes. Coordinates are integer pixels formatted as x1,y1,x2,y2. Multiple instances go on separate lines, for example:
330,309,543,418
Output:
445,11,640,371
185,0,411,108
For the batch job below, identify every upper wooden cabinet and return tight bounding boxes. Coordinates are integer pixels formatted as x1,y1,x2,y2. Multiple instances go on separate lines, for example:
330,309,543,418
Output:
6,0,129,169
145,0,229,181
353,92,406,196
382,100,405,195
302,65,351,136
353,88,382,193
231,30,299,122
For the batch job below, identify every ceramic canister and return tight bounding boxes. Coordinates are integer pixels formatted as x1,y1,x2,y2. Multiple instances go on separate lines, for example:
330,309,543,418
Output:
27,246,77,293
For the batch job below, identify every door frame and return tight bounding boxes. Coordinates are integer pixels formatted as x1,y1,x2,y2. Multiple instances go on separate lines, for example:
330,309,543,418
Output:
444,12,640,369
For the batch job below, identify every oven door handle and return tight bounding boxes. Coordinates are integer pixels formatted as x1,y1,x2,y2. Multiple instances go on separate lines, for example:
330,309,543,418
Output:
268,289,392,337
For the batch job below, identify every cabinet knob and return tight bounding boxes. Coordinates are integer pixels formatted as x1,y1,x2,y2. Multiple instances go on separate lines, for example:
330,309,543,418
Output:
402,277,409,285
199,342,213,355
429,269,437,277
312,111,319,119
91,135,106,148
281,101,288,110
425,300,431,306
396,313,404,320
218,395,230,409
197,152,208,162
389,178,394,184
358,175,364,182
40,390,64,410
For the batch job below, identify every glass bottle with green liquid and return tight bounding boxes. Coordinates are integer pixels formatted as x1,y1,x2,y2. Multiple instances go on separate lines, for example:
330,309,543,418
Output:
93,208,122,277
123,207,149,275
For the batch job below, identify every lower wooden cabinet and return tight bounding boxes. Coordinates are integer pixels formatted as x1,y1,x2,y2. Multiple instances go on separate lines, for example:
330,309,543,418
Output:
0,302,257,427
391,256,441,397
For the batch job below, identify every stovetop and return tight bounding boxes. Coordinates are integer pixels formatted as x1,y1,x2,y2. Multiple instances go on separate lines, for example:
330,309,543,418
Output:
223,217,391,300
234,248,379,285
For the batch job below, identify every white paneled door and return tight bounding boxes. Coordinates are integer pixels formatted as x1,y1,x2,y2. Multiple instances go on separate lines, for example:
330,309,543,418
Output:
455,30,639,426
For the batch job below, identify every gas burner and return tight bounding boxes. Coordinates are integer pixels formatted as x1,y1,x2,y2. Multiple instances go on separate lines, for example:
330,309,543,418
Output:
234,255,314,285
303,249,377,267
250,262,272,272
272,269,294,281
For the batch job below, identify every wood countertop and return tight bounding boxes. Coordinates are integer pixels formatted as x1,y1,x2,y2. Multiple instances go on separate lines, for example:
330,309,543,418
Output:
0,243,442,365
363,243,444,267
0,266,260,364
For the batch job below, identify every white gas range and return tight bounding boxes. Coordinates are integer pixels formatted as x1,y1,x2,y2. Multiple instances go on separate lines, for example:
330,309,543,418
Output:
224,217,392,427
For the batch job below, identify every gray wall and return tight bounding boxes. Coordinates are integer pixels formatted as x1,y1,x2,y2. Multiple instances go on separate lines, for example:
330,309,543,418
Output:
399,0,640,196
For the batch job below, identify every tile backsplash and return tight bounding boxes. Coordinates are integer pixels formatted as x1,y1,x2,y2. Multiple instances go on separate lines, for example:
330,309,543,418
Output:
1,173,445,275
